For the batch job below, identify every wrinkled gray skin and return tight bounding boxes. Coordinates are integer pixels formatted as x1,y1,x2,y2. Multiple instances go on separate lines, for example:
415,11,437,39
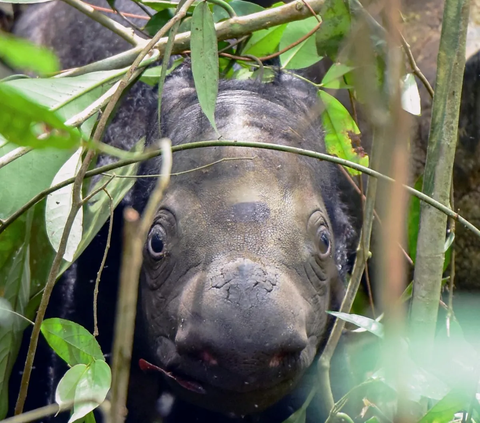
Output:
133,67,354,414
14,0,354,418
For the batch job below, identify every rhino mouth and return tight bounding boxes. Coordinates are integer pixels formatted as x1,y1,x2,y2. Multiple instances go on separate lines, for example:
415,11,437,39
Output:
139,356,305,414
139,358,207,394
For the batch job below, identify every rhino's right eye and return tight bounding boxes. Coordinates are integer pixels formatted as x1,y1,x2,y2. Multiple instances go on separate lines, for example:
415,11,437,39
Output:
148,227,166,259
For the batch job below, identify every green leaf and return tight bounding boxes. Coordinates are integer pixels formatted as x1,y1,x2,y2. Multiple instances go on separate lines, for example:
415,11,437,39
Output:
45,148,84,262
0,210,33,419
140,0,195,12
41,318,104,366
316,0,351,60
418,391,468,423
191,1,219,132
139,58,184,86
213,0,263,21
56,360,111,423
328,312,384,338
144,9,172,36
59,139,143,271
242,24,287,57
0,32,59,75
4,69,123,114
320,63,355,89
318,90,368,175
279,17,322,70
401,73,421,116
0,83,80,149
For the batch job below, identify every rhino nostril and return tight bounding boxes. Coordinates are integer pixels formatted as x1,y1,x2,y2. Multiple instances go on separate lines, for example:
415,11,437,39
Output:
268,350,303,368
185,349,219,366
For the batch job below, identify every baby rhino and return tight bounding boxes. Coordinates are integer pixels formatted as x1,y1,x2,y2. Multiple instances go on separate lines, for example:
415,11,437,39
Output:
132,67,354,421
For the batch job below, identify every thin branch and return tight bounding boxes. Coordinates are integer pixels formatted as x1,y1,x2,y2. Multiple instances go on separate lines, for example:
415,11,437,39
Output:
109,139,172,423
400,32,434,99
84,2,149,20
0,146,32,170
2,141,480,238
58,0,328,77
320,128,380,416
60,0,146,46
93,188,114,337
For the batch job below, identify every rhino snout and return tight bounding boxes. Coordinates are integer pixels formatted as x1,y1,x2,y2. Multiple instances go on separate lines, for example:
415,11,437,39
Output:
172,259,318,395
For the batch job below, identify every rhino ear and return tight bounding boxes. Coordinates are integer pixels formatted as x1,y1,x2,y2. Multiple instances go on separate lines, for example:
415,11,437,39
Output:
161,63,196,115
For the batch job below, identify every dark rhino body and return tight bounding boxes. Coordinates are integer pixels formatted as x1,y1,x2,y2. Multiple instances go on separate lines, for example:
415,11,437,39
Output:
12,1,354,421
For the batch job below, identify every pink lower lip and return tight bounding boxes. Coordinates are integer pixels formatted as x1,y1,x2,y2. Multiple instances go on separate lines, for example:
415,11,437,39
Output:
139,358,206,395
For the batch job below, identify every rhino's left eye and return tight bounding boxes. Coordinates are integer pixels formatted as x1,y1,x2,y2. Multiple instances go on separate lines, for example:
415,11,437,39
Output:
317,226,331,257
148,227,166,260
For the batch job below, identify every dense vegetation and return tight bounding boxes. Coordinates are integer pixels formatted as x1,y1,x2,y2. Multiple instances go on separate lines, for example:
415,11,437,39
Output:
0,0,478,422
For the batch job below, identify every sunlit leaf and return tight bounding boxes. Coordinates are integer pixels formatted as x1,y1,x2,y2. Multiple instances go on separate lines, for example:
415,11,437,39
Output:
418,390,468,423
401,73,421,116
0,84,80,149
0,32,58,75
55,360,111,423
328,311,384,338
45,148,83,262
320,63,355,89
318,90,368,175
279,17,322,70
191,1,219,132
41,318,104,366
242,24,287,58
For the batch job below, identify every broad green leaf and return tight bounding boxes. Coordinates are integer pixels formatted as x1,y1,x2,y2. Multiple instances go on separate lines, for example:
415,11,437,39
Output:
0,210,32,419
365,418,380,423
0,32,59,75
144,9,172,36
59,139,143,272
418,391,468,423
45,148,84,262
41,318,104,366
56,364,88,410
328,312,384,338
69,360,111,423
191,1,219,132
401,73,421,116
318,90,368,175
279,17,322,70
56,361,111,423
242,24,287,58
4,69,123,114
0,83,80,149
316,0,351,60
213,0,263,21
320,63,355,89
0,71,117,218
